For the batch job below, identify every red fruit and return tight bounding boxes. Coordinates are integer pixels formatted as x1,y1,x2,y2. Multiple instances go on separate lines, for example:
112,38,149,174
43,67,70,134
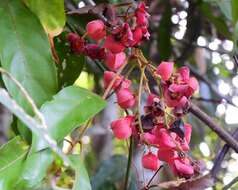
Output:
132,27,143,46
67,32,78,42
121,23,134,47
141,26,150,39
103,71,131,90
157,128,176,149
157,149,177,162
146,93,160,106
84,44,105,60
110,116,134,139
156,62,174,81
184,123,192,144
177,66,190,83
116,88,136,109
103,71,123,89
135,2,149,27
67,33,85,54
105,51,126,71
172,158,194,177
104,35,125,53
86,19,106,41
142,152,160,171
188,77,199,94
143,132,157,144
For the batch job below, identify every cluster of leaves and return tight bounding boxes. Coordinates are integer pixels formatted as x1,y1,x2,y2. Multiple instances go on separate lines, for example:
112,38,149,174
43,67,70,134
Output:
0,0,238,189
0,0,106,189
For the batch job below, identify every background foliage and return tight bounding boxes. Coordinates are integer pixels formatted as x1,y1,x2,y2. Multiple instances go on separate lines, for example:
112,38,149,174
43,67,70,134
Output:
0,0,238,189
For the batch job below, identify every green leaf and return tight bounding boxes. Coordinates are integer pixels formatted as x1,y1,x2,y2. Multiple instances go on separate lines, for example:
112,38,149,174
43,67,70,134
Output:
32,85,106,151
91,155,127,190
0,0,58,140
231,0,238,25
25,0,65,35
0,0,58,110
157,2,172,60
233,22,238,53
15,149,54,189
70,155,92,190
0,88,69,164
0,136,28,190
55,33,85,87
203,0,232,20
199,3,231,39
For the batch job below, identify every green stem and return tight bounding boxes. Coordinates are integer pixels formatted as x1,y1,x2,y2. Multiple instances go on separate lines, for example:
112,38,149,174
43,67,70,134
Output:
124,137,133,190
137,66,145,134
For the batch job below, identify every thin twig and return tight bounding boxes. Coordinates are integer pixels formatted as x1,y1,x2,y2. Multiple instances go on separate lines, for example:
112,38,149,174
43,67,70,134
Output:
174,37,232,55
137,66,145,134
189,103,238,153
186,63,237,108
103,62,128,99
211,128,238,177
83,0,108,23
222,176,238,190
192,97,222,104
144,165,163,189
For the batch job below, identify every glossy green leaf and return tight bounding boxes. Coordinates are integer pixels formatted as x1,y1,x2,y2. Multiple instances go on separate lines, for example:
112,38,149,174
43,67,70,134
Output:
0,0,58,140
70,155,92,190
32,85,106,151
55,33,85,87
25,0,65,35
0,88,69,164
0,136,28,190
15,149,54,189
91,155,127,190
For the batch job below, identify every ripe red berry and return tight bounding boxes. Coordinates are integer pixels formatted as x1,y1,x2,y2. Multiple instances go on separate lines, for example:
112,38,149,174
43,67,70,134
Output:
67,33,85,54
104,35,125,53
116,88,136,109
110,116,134,139
103,71,131,90
86,19,106,41
105,51,126,71
142,152,160,171
84,44,105,60
156,61,174,81
170,158,194,177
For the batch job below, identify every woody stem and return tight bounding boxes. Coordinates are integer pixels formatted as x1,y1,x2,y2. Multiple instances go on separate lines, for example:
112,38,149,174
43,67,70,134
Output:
189,103,238,153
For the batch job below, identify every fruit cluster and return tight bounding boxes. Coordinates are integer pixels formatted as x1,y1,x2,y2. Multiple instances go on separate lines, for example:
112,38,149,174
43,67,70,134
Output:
68,2,149,111
68,1,200,178
110,62,199,178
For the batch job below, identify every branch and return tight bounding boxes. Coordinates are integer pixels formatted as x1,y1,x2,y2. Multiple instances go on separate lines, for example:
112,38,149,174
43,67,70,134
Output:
192,97,222,104
187,63,237,108
83,0,108,23
175,37,231,55
189,103,238,153
222,176,238,190
211,128,238,177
